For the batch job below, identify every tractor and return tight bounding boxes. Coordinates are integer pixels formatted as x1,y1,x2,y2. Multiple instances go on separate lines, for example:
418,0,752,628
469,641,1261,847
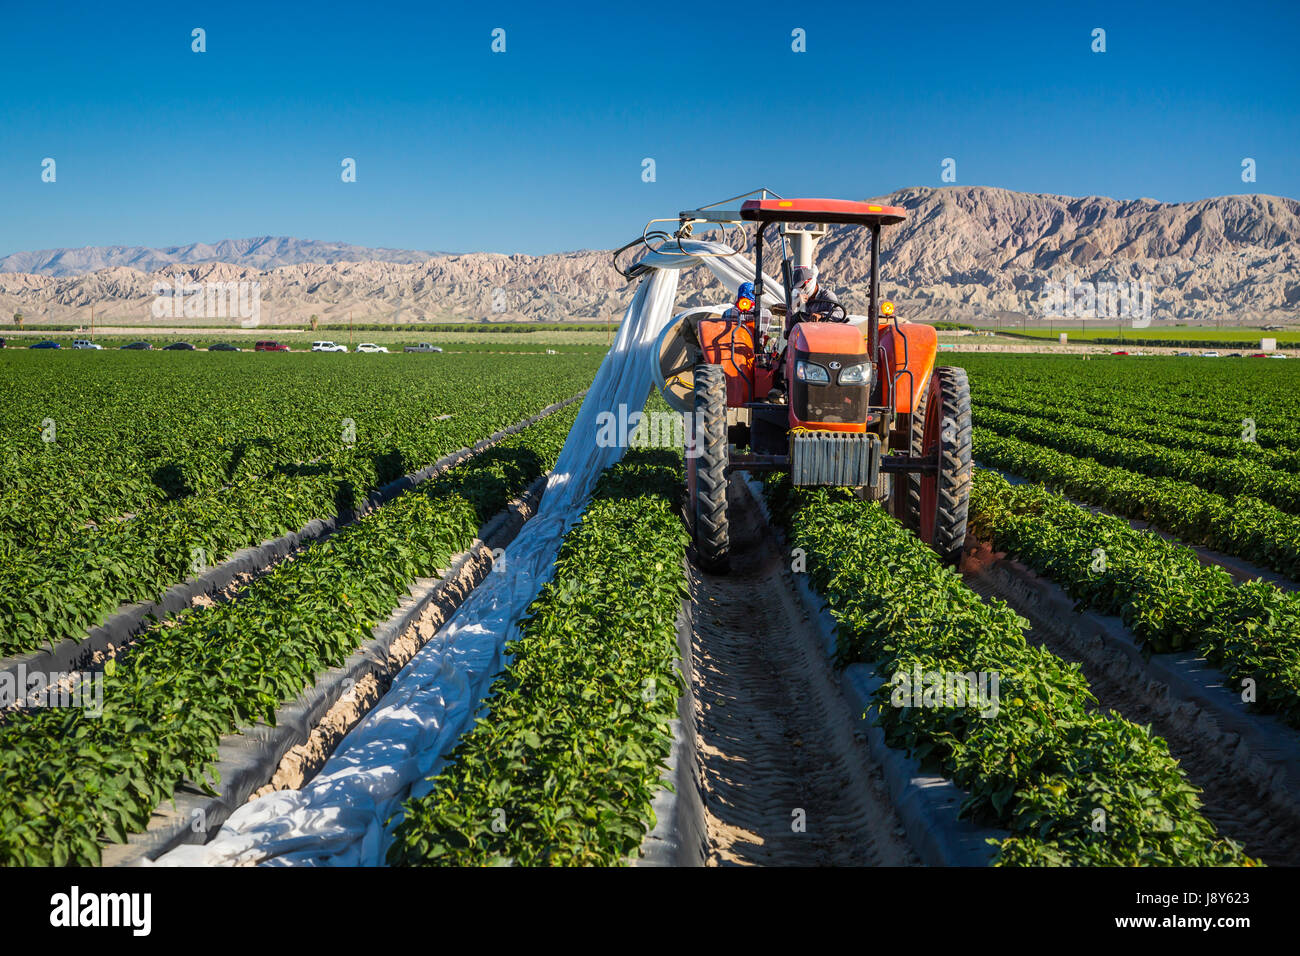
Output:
622,193,972,573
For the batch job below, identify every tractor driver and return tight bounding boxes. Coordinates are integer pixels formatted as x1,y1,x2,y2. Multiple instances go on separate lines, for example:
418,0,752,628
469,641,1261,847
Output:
768,265,844,401
785,264,844,334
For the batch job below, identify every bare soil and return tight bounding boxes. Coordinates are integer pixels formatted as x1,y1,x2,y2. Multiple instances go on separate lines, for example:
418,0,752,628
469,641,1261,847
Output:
249,486,542,798
963,539,1300,866
688,483,917,866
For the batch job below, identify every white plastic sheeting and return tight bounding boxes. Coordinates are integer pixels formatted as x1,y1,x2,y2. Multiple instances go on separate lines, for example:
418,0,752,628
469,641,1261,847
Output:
155,240,761,866
634,239,786,306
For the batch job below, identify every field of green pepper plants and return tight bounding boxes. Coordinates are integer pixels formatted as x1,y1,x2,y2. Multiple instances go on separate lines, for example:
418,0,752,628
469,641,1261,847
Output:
389,449,688,866
763,476,1255,866
2,343,1297,872
944,353,1300,863
0,349,599,657
0,377,584,865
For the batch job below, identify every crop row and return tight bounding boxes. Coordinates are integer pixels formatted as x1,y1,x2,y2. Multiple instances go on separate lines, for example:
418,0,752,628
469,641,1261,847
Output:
1002,331,1300,349
959,353,1300,449
971,388,1300,454
0,351,599,546
970,470,1300,726
972,430,1300,580
0,405,579,866
973,391,1300,472
962,347,1297,399
762,477,1253,865
388,449,688,865
975,407,1300,516
0,385,590,658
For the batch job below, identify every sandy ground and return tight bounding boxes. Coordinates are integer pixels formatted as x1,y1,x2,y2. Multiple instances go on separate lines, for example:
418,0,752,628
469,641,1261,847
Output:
249,483,542,799
688,483,917,866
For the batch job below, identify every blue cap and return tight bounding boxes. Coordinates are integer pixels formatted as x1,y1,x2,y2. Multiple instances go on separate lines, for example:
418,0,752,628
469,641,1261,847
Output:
737,281,755,302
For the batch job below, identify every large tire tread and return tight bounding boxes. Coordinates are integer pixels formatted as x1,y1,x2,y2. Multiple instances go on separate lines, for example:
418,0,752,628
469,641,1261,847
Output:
692,364,730,573
908,366,972,564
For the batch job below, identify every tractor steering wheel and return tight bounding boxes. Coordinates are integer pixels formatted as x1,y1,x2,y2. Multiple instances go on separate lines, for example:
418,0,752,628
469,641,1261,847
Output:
822,302,849,323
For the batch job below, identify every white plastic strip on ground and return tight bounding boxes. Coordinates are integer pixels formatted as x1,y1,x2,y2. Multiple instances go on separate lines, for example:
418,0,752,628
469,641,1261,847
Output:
155,240,766,866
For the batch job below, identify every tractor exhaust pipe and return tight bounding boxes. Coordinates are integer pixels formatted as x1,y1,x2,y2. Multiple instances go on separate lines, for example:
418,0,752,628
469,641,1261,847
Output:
780,222,827,269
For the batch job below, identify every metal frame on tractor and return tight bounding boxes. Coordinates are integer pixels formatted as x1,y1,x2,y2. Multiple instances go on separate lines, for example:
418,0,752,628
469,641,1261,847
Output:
616,190,973,574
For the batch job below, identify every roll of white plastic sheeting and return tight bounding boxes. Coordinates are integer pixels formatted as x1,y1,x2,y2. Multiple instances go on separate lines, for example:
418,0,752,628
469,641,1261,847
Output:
635,239,785,306
154,241,746,866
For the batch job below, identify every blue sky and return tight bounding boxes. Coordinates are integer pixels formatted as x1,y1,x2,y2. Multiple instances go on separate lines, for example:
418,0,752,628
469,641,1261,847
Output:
2,0,1297,256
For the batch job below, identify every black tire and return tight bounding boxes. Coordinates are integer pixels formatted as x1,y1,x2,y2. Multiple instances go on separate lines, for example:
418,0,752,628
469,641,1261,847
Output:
907,366,972,564
689,364,730,573
906,409,924,531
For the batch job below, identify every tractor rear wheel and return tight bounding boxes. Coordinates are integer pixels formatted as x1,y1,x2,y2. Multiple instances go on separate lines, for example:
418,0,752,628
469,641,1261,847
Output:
687,364,730,573
908,366,972,564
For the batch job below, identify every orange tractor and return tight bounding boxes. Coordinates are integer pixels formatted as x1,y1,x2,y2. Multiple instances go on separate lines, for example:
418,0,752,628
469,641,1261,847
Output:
631,195,971,573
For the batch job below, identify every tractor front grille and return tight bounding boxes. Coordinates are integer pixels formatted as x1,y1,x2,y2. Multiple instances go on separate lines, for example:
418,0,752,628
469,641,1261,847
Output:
791,351,870,424
790,432,881,486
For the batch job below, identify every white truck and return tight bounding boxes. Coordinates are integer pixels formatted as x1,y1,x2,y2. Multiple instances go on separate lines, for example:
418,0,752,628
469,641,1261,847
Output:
71,339,103,350
311,340,348,352
403,342,444,353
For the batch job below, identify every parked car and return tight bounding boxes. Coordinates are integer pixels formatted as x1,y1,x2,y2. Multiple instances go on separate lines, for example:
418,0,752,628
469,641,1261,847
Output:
1111,350,1129,356
207,342,240,351
403,342,443,353
163,341,196,350
120,341,152,350
1176,351,1193,357
1226,352,1243,358
30,340,61,349
71,339,103,350
0,337,6,348
254,340,289,352
1201,351,1220,358
1248,352,1269,358
1269,353,1287,359
311,340,348,352
355,343,389,353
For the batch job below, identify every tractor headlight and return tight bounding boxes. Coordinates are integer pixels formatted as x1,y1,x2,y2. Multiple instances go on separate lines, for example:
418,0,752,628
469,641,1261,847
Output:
837,362,872,386
796,360,830,384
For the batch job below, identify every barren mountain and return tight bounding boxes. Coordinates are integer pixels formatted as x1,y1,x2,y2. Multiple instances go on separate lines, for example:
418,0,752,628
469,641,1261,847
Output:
2,187,1297,327
0,237,441,276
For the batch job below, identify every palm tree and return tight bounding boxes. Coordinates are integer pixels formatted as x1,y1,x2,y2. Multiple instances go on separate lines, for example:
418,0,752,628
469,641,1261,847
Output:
309,314,319,332
12,313,22,331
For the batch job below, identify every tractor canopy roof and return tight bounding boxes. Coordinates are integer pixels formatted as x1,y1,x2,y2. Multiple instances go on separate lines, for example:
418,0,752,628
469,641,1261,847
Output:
740,198,907,226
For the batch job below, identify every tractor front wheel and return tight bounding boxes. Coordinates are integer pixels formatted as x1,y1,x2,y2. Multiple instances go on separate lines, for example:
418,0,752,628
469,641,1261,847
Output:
908,366,972,564
687,364,730,573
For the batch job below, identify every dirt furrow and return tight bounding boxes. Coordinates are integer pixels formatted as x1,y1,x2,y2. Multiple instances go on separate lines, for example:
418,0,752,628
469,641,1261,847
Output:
689,484,917,867
963,541,1300,866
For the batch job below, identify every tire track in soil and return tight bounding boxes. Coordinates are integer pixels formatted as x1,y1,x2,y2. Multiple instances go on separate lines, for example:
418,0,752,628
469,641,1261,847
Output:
689,482,918,867
963,543,1300,867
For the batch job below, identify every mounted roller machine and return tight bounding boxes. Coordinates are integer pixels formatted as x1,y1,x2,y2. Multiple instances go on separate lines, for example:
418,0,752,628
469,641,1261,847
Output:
623,194,972,573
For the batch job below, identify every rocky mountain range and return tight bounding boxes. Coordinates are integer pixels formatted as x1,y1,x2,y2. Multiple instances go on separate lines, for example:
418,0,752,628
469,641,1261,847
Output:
0,237,440,277
2,187,1297,327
